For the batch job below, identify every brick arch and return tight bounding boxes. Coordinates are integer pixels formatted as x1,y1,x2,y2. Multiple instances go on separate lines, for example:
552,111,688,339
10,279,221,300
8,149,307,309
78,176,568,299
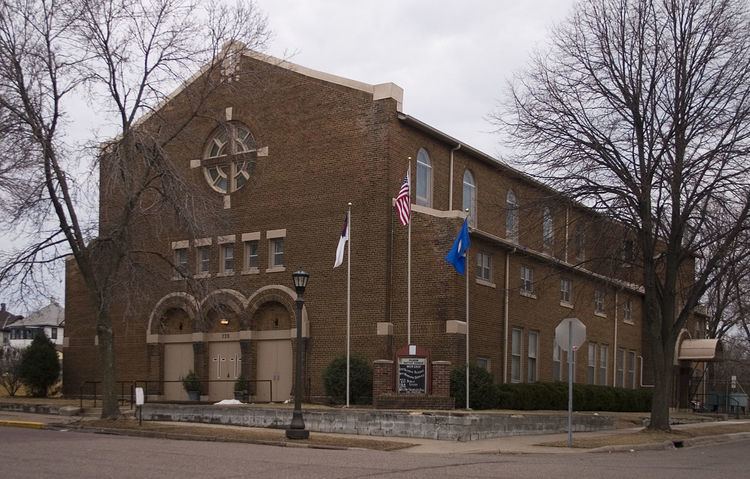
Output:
245,285,309,335
147,292,200,336
199,289,247,333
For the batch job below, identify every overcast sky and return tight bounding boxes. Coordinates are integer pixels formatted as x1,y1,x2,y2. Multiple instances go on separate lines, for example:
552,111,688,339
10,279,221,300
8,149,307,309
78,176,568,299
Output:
257,0,578,157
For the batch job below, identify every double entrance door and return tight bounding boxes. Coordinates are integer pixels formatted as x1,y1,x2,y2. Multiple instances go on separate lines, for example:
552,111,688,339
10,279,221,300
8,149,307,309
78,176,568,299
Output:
208,342,241,402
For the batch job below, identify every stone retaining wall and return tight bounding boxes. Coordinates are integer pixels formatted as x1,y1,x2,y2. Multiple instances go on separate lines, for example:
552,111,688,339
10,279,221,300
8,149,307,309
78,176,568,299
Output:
142,403,614,441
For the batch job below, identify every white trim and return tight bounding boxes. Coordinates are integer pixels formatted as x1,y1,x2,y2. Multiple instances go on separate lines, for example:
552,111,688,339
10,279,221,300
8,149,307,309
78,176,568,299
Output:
266,266,286,274
171,240,189,249
225,107,233,121
520,291,537,299
475,278,496,288
594,311,608,318
560,301,574,309
241,232,261,242
217,235,236,244
195,237,212,247
266,229,286,239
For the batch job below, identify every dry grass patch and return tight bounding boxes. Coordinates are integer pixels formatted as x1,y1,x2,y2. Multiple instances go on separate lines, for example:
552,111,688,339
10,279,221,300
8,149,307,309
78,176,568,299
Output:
82,418,415,451
538,422,750,448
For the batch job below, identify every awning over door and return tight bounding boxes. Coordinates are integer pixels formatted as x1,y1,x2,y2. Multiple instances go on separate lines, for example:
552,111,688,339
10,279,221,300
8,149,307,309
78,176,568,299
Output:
678,339,722,361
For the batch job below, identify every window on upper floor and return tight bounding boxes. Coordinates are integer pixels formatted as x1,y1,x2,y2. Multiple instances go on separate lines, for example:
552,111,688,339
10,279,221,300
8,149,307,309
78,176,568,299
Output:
174,248,188,276
244,240,259,271
203,122,256,194
221,243,234,274
415,148,432,207
621,239,634,266
520,265,534,295
623,298,633,322
51,328,57,340
476,251,492,282
506,190,519,242
463,170,477,227
197,246,211,274
594,289,606,315
270,238,284,268
560,278,572,304
574,225,585,262
542,207,554,252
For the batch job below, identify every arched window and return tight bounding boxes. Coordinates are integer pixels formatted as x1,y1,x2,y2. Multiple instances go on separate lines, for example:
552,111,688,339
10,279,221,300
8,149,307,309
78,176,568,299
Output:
542,207,554,251
203,122,255,194
463,170,477,226
506,190,519,241
415,148,432,207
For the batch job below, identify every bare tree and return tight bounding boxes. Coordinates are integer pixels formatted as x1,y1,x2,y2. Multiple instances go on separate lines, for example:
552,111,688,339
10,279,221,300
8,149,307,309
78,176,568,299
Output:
0,346,23,397
0,0,269,418
501,0,750,430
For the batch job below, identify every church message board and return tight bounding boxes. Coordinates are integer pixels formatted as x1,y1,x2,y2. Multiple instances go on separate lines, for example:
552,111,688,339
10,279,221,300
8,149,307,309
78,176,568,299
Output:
398,356,427,394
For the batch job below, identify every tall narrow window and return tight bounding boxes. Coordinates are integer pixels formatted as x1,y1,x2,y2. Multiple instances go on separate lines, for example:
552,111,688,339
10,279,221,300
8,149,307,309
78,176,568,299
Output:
463,170,477,227
623,298,633,323
560,278,572,304
476,251,491,282
616,348,625,387
594,289,605,315
51,328,58,340
542,207,554,252
270,238,284,268
553,344,564,381
528,331,538,382
511,328,522,383
174,248,188,276
506,190,518,241
221,243,234,273
621,239,634,265
574,225,585,261
197,246,210,274
599,344,608,385
587,343,597,384
415,148,432,207
627,351,636,388
244,240,259,270
520,265,534,295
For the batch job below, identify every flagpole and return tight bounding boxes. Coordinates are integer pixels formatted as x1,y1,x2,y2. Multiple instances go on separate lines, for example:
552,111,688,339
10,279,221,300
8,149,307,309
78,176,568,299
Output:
346,202,352,408
465,210,470,411
407,159,412,346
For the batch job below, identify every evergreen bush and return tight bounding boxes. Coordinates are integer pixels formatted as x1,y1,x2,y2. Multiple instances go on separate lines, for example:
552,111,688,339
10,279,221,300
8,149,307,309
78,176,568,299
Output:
19,333,60,397
323,356,372,405
450,364,499,409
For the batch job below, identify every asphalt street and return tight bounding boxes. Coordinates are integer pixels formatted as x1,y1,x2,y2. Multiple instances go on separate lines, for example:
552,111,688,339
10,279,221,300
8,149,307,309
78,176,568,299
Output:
1,427,748,478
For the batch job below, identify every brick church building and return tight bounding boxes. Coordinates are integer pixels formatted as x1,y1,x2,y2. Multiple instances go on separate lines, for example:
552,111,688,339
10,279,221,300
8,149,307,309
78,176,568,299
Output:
62,50,711,405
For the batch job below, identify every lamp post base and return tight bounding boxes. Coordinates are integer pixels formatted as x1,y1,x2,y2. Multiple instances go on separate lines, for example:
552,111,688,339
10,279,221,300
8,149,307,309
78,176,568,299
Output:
285,428,310,440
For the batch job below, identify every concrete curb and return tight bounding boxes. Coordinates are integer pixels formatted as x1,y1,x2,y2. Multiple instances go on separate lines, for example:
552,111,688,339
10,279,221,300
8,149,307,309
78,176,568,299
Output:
0,419,46,430
588,432,750,453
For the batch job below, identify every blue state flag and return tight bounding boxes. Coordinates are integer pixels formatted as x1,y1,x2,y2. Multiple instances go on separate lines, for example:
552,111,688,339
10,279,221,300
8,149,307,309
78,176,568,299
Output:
445,219,471,275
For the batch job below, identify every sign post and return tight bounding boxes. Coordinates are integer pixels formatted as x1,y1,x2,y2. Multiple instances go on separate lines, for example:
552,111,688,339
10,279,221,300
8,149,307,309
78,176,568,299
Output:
555,318,586,448
135,387,145,426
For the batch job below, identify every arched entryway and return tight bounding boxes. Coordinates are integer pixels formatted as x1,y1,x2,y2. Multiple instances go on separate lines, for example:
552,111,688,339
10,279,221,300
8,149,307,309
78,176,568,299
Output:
204,304,243,401
157,307,194,401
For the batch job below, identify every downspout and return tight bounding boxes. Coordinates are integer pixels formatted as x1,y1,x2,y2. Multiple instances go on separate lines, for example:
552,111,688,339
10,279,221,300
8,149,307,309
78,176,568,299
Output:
613,291,618,386
449,144,461,210
503,248,513,384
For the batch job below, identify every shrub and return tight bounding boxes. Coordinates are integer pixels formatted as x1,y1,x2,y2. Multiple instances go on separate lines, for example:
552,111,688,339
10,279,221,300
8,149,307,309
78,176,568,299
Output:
496,382,652,412
323,355,372,405
181,371,201,392
450,364,498,409
19,334,60,397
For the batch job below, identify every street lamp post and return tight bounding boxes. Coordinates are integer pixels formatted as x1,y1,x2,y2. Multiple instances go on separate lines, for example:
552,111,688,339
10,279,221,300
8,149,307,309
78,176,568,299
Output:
286,268,310,440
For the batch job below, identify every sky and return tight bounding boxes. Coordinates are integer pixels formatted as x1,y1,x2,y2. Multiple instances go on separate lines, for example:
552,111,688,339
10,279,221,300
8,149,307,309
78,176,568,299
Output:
1,0,580,313
256,0,578,158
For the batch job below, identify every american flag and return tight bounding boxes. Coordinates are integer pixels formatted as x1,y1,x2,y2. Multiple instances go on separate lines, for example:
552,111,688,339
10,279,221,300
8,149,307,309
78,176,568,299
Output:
395,170,410,225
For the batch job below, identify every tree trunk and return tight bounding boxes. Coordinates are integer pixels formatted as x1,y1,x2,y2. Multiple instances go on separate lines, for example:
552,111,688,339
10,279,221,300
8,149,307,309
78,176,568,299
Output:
97,310,120,419
649,354,673,431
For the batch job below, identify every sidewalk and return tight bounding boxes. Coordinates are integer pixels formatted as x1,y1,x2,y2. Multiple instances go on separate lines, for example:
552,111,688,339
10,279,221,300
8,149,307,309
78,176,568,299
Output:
1,401,748,454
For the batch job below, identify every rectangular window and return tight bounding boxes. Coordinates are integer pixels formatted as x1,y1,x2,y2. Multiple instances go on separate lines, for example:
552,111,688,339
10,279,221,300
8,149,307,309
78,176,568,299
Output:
574,227,585,261
553,344,564,381
520,266,534,295
51,328,58,340
627,351,636,389
594,289,605,314
511,328,522,383
560,278,572,304
221,244,234,273
270,238,284,268
197,246,210,274
599,344,608,385
623,298,633,322
244,240,259,270
476,252,491,282
174,248,188,276
616,348,625,387
587,343,596,384
476,357,490,371
528,331,538,383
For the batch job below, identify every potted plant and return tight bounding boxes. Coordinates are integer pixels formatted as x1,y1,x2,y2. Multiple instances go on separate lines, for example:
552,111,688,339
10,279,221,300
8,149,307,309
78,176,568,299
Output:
234,378,248,402
182,371,201,401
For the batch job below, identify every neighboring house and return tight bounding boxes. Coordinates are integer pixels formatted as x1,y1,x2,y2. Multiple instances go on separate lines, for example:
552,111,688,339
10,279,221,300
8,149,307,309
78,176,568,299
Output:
7,300,65,350
62,50,707,407
1,303,23,346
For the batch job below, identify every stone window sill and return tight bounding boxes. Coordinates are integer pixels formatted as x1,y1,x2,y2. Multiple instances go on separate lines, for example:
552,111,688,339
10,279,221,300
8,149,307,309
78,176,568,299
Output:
242,268,260,275
594,311,607,318
266,266,286,274
475,278,496,288
560,301,574,309
520,290,537,299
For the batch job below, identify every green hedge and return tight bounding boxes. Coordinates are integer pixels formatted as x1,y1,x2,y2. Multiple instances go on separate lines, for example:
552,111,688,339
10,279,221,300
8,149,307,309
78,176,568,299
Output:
450,365,651,411
323,355,372,405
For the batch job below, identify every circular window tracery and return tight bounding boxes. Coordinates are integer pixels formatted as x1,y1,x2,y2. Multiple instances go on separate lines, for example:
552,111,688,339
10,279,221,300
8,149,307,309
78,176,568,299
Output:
203,122,255,194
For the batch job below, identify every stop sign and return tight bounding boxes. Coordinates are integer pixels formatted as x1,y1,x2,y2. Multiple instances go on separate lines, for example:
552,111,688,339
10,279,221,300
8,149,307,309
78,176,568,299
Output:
555,317,586,352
